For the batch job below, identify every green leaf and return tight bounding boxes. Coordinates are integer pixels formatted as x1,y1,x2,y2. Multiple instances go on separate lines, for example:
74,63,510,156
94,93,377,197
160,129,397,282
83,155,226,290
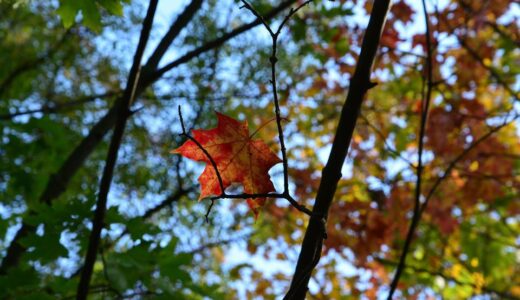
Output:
0,268,39,297
20,231,68,263
98,0,124,15
56,1,81,28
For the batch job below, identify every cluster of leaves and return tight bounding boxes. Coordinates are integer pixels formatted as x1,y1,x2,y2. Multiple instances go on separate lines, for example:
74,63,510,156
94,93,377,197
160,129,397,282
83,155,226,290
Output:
0,0,518,299
57,0,130,32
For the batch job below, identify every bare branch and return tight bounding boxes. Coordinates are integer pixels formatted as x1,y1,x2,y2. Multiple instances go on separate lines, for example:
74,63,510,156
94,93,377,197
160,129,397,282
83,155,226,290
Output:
143,0,204,72
387,0,434,297
76,1,158,298
285,0,392,298
205,199,216,223
0,91,119,121
239,0,311,198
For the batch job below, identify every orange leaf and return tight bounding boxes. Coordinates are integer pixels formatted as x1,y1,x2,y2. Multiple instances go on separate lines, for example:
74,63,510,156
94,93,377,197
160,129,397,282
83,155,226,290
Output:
172,112,281,216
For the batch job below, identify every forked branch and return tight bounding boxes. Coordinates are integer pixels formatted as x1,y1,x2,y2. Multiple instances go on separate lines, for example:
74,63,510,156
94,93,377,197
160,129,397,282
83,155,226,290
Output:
176,1,314,221
240,0,312,195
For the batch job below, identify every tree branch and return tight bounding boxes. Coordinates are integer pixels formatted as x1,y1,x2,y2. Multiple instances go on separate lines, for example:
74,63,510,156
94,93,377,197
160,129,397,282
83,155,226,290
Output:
285,1,391,298
376,257,518,299
0,91,119,121
150,0,299,83
142,0,204,73
387,0,434,297
76,1,158,298
239,0,311,209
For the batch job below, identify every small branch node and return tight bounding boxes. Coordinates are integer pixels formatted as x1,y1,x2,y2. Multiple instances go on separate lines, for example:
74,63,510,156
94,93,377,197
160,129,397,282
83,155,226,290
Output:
205,199,215,223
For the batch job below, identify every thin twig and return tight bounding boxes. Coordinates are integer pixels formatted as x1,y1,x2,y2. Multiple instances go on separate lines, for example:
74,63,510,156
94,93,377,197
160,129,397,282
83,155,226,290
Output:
205,199,215,223
240,0,311,199
211,192,312,215
359,113,415,168
420,113,520,215
387,0,434,297
0,91,119,121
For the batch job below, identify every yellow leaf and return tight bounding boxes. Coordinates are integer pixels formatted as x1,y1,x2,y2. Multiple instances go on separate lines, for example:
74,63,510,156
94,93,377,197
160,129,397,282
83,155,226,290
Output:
470,257,479,267
511,286,520,297
469,161,479,172
472,272,485,293
449,263,462,278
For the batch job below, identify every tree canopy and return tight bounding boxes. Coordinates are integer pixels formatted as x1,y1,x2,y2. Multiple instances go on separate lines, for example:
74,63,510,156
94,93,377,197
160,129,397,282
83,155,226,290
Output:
0,0,518,299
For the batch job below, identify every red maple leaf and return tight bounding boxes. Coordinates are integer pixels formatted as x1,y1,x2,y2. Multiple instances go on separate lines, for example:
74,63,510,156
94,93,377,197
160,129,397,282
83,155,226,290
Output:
172,112,281,215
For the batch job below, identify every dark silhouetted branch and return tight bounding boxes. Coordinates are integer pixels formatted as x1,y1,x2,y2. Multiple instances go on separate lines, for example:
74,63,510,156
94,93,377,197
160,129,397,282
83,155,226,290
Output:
143,0,204,73
377,257,518,299
387,0,434,297
150,0,299,83
285,1,391,299
76,1,158,298
239,0,311,209
0,91,119,121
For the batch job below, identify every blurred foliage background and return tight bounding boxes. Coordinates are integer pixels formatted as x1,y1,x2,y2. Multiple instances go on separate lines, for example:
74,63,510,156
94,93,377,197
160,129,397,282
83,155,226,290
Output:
0,0,518,298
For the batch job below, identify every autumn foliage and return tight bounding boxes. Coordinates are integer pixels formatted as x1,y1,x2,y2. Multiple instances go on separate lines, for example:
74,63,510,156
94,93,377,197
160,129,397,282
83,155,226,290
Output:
0,0,518,299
